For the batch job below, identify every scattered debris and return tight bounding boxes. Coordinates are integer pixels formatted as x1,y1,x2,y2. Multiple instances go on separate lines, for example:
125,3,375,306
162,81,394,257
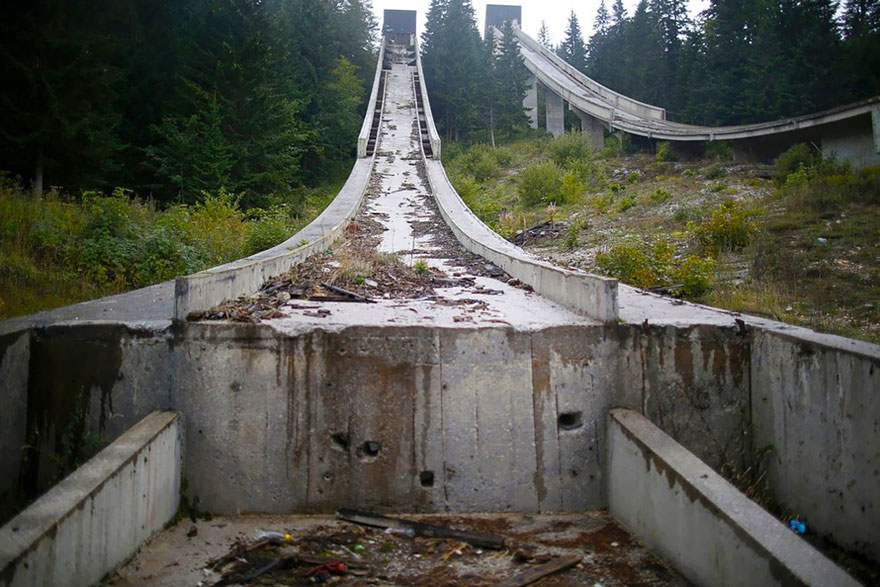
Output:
337,509,507,551
498,554,582,587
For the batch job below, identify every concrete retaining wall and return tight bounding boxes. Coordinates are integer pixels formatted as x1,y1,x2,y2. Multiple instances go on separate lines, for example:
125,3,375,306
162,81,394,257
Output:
176,323,618,515
607,409,859,587
0,411,181,587
413,37,441,159
751,328,880,562
0,324,172,527
424,159,618,322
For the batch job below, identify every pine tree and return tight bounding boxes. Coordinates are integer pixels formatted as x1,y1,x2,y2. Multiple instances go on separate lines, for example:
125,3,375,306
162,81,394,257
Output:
538,21,552,48
595,1,611,35
495,20,529,137
557,11,588,73
421,0,484,140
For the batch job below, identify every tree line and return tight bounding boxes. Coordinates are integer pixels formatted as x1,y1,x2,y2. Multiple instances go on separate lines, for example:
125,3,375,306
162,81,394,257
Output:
570,0,879,126
421,0,529,142
0,0,377,208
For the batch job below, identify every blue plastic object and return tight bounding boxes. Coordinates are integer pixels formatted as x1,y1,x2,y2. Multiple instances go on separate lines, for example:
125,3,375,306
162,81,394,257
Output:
788,519,806,534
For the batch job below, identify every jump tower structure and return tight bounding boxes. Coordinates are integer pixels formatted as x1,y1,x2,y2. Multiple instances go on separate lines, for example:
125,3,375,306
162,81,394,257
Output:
0,7,877,586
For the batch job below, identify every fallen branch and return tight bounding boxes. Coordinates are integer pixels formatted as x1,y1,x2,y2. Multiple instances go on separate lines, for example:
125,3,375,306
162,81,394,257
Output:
497,555,581,586
320,282,375,303
336,509,506,550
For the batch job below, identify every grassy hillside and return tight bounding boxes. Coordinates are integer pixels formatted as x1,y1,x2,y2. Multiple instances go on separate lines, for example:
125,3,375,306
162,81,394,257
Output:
444,136,880,343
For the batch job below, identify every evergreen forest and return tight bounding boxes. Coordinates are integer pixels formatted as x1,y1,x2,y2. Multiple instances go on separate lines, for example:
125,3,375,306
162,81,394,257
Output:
0,0,378,206
421,0,880,139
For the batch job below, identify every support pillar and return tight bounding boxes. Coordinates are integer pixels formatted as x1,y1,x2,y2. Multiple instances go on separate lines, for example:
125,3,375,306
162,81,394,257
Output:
572,106,606,151
872,106,880,155
545,86,564,137
524,73,538,129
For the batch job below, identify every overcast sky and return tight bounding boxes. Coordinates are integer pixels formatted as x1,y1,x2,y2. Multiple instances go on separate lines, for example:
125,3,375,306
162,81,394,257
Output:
371,1,710,46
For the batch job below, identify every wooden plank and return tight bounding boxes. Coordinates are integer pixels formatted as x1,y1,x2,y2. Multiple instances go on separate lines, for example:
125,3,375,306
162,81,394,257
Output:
496,555,582,587
336,509,507,550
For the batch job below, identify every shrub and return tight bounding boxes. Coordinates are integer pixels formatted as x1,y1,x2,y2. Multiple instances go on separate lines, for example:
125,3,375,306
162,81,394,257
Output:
704,163,726,180
706,141,734,161
649,188,671,203
773,143,818,183
562,217,589,249
452,143,509,182
560,171,585,203
690,200,759,255
655,141,678,162
518,162,563,206
673,255,716,297
595,237,676,289
564,157,607,189
618,195,637,212
548,132,595,166
245,204,293,255
453,173,502,223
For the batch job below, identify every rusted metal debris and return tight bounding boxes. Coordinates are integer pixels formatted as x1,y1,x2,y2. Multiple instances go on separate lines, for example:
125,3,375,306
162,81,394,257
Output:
336,508,507,551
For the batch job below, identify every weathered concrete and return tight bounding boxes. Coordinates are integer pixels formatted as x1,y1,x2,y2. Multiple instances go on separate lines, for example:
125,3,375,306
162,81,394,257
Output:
426,158,618,322
414,37,441,159
572,105,606,150
515,25,880,165
175,324,616,515
0,324,173,527
357,39,388,158
0,411,181,587
751,328,880,562
607,409,860,587
545,84,564,137
524,72,538,129
820,111,880,168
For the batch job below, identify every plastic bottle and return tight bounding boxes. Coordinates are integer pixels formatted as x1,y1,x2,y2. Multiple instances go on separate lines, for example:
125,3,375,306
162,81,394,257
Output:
255,529,292,543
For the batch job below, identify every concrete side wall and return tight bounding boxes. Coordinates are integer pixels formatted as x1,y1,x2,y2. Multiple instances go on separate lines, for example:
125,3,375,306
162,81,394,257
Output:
0,412,181,587
0,325,173,527
514,29,666,121
0,332,29,524
424,159,618,322
173,157,373,319
176,324,619,515
607,409,859,587
751,328,880,561
358,40,387,158
414,38,442,159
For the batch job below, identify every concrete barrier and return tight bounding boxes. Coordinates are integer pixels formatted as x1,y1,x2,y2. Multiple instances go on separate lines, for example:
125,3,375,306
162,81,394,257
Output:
0,411,181,587
750,327,880,562
173,158,374,320
607,408,859,587
413,38,441,159
424,159,618,322
357,39,387,158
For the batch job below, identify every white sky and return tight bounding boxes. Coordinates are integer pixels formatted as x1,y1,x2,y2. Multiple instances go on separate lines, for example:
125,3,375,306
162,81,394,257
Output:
371,0,710,46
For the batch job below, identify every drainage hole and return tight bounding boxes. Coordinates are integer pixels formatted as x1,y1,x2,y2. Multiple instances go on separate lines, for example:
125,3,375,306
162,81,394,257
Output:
419,470,435,487
558,411,583,431
362,441,381,458
331,432,349,451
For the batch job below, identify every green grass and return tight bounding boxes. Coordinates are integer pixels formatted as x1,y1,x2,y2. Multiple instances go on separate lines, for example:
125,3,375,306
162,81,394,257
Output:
0,171,348,320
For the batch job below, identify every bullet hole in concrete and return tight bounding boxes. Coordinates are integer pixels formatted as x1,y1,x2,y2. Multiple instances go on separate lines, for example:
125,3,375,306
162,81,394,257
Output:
420,470,435,487
331,432,349,451
570,469,579,477
323,472,333,482
230,381,242,392
558,411,583,430
198,429,203,435
362,441,381,458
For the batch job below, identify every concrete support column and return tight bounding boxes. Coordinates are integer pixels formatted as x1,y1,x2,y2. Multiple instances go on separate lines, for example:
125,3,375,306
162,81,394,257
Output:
545,87,564,137
872,106,880,154
572,106,606,151
524,73,538,129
